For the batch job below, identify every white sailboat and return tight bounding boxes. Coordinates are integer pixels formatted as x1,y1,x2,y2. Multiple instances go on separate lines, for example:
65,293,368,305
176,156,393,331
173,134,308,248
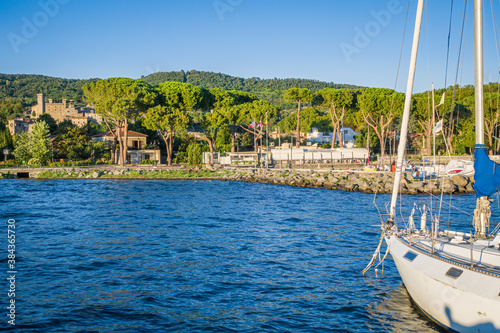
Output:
369,0,500,331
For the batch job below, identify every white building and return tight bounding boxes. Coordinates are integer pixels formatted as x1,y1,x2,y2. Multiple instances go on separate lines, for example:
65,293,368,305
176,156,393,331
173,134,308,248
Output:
306,127,358,148
218,146,369,166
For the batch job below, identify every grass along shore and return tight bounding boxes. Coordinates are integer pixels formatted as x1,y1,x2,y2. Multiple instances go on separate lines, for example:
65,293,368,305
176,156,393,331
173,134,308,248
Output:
33,168,231,180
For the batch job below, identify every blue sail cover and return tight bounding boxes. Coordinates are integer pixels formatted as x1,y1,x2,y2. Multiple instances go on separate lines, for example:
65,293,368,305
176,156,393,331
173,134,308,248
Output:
474,144,500,197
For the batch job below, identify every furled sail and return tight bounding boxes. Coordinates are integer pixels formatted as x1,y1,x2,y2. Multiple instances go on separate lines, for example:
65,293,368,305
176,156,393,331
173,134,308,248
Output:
474,144,500,197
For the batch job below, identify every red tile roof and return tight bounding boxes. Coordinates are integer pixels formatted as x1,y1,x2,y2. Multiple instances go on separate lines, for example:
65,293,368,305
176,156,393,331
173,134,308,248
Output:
92,129,148,138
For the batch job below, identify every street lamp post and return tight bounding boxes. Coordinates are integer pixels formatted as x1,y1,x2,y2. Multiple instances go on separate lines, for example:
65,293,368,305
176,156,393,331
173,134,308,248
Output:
3,149,9,163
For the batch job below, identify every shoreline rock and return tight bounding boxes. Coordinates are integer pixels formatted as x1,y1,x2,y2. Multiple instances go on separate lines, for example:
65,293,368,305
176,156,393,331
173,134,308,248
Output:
0,166,476,195
223,168,475,195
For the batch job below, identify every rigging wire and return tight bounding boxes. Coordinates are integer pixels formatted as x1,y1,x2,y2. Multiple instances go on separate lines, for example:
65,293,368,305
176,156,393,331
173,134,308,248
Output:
389,0,412,138
444,0,455,90
391,0,411,225
446,0,469,145
491,0,500,67
432,0,468,228
444,0,470,237
491,0,500,152
425,0,434,216
422,190,474,216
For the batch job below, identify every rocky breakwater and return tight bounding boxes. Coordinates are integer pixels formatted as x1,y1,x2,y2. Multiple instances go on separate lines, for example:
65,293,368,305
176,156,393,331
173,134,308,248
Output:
222,169,475,195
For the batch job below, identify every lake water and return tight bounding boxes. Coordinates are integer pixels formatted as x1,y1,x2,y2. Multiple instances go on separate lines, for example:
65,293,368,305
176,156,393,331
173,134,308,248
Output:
0,179,481,332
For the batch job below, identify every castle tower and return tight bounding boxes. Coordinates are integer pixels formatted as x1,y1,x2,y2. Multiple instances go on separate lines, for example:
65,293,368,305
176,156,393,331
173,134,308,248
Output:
36,93,45,117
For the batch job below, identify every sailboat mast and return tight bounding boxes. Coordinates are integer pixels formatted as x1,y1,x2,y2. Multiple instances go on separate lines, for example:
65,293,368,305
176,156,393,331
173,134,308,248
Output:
473,0,490,240
432,83,436,164
474,0,484,143
390,0,425,220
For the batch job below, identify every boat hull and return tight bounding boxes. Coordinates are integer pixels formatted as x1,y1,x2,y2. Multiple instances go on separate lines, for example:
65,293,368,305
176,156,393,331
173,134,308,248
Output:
386,236,500,332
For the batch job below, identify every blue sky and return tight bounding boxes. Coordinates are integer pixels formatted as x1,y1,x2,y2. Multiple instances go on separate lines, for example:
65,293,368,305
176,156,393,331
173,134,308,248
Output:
1,0,499,93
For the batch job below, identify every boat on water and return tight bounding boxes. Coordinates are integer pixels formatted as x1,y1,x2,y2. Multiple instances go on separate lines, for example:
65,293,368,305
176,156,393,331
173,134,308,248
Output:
413,159,474,179
444,159,475,177
365,0,500,331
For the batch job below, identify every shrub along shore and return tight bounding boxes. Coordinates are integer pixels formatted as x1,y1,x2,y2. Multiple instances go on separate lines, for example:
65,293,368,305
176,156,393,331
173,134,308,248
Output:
0,166,475,195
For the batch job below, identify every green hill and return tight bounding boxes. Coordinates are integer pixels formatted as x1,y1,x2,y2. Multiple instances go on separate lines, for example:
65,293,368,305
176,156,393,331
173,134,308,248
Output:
0,73,100,105
141,70,362,105
0,71,363,107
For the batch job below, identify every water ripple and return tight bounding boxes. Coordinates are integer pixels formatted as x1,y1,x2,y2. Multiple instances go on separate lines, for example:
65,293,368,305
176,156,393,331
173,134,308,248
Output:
0,179,464,332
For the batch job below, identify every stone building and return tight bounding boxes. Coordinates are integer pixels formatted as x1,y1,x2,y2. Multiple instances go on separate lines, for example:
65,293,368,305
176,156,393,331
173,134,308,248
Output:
7,117,35,135
31,93,102,125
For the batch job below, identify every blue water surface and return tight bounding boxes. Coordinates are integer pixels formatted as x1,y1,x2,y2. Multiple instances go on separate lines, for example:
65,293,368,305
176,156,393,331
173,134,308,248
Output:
0,179,482,332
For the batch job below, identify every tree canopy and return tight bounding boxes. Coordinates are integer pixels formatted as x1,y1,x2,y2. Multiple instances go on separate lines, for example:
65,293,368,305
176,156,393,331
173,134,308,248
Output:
83,77,156,165
357,88,405,156
282,88,313,146
143,82,202,165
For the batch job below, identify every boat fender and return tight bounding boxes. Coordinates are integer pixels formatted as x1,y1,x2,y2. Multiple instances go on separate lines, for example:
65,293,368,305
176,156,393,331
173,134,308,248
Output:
408,206,416,231
420,209,427,231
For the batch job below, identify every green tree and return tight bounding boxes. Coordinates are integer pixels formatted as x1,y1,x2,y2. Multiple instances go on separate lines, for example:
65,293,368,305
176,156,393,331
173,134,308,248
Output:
56,119,76,135
53,126,90,160
354,127,380,152
86,120,109,137
358,88,404,156
200,110,225,165
13,132,31,163
28,121,51,165
213,89,257,153
316,88,355,147
187,143,202,166
462,93,498,154
143,82,201,166
239,100,279,151
282,88,313,147
455,117,475,154
412,93,432,155
300,107,331,133
215,126,232,153
278,107,330,141
0,123,13,151
193,89,223,165
37,113,57,134
83,78,156,165
0,101,24,125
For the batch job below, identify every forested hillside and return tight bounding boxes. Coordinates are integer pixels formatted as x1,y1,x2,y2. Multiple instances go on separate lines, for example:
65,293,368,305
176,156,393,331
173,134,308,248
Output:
0,71,361,108
0,74,100,105
140,70,362,105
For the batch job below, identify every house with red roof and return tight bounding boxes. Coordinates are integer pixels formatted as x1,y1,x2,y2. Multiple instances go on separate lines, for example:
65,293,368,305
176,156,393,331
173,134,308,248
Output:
91,130,161,164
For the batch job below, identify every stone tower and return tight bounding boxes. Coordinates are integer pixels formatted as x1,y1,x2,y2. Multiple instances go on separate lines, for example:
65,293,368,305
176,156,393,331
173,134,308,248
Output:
36,93,45,117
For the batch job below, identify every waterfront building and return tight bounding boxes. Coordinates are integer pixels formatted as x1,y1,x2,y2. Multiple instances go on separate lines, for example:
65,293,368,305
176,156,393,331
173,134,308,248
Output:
306,127,358,148
91,129,161,164
218,147,369,166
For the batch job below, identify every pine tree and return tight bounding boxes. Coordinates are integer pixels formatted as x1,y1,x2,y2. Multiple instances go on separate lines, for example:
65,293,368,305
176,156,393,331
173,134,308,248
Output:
13,132,31,164
28,121,51,165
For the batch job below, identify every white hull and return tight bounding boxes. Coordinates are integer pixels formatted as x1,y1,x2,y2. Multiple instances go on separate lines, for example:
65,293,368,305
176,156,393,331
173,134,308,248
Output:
386,235,500,332
444,159,475,177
